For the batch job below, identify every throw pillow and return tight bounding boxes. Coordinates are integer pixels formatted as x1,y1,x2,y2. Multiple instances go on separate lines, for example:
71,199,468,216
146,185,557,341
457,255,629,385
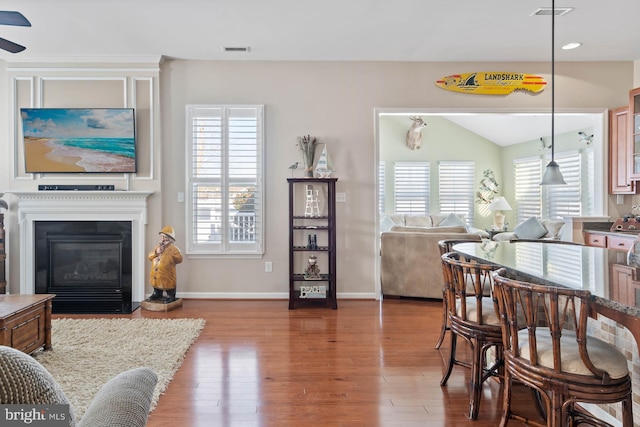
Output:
431,213,466,227
380,215,396,233
438,213,469,231
541,219,565,239
404,215,432,227
514,217,547,239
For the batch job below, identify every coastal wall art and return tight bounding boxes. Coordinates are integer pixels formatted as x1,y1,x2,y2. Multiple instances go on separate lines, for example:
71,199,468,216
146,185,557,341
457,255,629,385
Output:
20,108,136,173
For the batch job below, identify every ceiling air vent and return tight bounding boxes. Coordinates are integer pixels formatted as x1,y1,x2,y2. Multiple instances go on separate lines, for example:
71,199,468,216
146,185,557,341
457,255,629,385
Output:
531,7,573,16
223,46,251,52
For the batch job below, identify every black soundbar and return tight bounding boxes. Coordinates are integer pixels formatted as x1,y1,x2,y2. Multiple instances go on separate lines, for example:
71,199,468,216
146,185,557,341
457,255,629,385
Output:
38,185,115,191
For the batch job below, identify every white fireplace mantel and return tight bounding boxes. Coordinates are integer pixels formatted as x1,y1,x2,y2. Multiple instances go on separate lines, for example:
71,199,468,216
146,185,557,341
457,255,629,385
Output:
13,191,152,303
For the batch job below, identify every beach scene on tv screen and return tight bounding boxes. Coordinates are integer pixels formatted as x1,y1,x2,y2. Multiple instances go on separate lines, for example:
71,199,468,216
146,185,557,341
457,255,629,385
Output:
21,108,136,173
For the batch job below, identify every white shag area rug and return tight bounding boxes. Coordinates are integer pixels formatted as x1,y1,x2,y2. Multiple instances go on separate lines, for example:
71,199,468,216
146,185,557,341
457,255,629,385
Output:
32,318,205,420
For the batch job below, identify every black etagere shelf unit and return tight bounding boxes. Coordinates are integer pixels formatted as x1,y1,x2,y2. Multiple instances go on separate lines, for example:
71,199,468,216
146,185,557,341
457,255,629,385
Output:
287,177,337,309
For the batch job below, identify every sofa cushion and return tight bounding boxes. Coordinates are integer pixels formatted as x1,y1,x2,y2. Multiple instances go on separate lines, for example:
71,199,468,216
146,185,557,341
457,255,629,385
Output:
404,215,433,227
431,213,466,227
390,225,467,233
438,213,469,231
514,217,547,239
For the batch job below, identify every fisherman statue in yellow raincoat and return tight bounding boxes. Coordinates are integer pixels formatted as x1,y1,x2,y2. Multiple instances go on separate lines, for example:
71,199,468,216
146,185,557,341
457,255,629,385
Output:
146,226,183,304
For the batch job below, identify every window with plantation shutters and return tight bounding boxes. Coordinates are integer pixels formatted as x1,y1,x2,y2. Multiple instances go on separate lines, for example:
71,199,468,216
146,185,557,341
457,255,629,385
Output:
547,151,582,219
438,161,475,225
186,105,264,256
514,158,542,224
394,162,430,214
513,148,594,224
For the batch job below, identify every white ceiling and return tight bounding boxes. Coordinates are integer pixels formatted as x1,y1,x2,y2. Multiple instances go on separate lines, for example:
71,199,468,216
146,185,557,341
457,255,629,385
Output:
0,0,638,62
442,112,598,146
0,1,628,145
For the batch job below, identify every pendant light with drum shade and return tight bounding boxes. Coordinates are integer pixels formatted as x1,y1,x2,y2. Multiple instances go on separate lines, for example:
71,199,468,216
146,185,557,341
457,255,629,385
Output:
540,0,566,186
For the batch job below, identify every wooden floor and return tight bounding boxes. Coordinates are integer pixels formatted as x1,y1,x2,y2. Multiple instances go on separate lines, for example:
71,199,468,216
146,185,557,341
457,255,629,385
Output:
56,298,546,427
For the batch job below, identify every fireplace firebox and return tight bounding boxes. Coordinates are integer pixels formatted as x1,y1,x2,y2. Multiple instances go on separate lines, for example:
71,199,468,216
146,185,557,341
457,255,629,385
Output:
35,221,135,313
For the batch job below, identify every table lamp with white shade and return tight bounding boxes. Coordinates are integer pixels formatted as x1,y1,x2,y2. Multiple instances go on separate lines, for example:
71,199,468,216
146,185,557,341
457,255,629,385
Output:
488,196,512,230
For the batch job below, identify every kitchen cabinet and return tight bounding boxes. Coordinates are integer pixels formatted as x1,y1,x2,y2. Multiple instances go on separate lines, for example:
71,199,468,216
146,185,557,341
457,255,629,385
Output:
583,231,607,248
628,87,640,180
583,230,636,251
609,263,640,309
609,106,636,193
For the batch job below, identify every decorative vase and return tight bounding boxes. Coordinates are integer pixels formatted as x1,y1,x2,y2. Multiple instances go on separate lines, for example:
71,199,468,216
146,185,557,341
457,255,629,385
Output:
302,150,315,177
297,135,317,178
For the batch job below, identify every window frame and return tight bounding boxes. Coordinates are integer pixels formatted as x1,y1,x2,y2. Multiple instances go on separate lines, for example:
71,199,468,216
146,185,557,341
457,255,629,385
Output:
185,104,265,258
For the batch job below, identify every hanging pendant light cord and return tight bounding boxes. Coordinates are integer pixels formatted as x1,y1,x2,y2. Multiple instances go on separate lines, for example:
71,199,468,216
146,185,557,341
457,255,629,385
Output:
551,0,555,162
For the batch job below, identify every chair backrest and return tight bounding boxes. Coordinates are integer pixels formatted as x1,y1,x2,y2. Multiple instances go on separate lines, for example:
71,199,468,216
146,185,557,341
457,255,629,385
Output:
441,252,500,325
492,268,612,381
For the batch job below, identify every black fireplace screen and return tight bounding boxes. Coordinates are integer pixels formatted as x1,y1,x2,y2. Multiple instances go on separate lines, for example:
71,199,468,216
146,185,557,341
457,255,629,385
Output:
49,240,122,289
34,221,133,313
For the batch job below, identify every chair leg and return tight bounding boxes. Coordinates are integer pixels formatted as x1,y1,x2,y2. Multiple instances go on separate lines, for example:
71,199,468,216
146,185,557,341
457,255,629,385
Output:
498,371,512,427
435,293,448,349
549,391,563,427
622,395,634,427
468,340,482,420
440,332,457,386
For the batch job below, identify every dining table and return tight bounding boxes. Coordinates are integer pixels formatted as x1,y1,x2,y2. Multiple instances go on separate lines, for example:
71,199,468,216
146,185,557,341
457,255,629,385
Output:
453,240,640,353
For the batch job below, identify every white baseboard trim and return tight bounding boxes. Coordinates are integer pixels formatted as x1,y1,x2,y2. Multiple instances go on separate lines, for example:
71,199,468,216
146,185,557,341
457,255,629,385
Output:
169,292,378,300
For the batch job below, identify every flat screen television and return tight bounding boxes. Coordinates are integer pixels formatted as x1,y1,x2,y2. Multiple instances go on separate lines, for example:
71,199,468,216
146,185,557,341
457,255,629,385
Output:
20,108,136,173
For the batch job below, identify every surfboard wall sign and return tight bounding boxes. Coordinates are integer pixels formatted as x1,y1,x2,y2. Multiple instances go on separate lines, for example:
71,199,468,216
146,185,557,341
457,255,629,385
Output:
435,72,546,95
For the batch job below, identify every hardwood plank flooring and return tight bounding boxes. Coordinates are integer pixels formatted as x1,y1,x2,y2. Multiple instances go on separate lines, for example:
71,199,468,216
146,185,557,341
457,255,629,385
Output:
55,298,545,426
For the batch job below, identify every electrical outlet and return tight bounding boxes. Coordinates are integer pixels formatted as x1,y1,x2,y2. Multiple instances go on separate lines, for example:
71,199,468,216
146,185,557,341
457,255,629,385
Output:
177,192,184,203
265,261,273,272
336,192,346,203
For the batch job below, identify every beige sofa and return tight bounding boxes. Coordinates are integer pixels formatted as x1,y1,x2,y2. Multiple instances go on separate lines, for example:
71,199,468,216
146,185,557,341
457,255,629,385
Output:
380,214,485,299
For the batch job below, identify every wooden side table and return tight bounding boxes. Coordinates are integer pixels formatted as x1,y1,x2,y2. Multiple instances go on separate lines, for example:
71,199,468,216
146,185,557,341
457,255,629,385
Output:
0,294,55,354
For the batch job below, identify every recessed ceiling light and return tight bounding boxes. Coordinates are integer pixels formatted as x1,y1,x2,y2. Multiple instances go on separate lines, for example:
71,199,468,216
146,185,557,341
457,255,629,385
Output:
562,42,582,50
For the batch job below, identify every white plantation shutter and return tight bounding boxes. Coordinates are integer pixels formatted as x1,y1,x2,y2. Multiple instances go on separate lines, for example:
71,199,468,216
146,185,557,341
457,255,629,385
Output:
186,105,264,255
515,242,543,276
438,161,475,224
545,244,584,289
394,162,430,214
514,158,542,224
546,149,595,219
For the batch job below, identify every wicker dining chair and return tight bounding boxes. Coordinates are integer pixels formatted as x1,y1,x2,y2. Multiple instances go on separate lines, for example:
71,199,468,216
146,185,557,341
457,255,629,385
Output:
435,239,483,350
492,268,633,427
440,251,503,420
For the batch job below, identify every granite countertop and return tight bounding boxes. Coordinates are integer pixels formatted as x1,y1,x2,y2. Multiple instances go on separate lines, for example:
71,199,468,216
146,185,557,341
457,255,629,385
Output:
583,221,640,236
